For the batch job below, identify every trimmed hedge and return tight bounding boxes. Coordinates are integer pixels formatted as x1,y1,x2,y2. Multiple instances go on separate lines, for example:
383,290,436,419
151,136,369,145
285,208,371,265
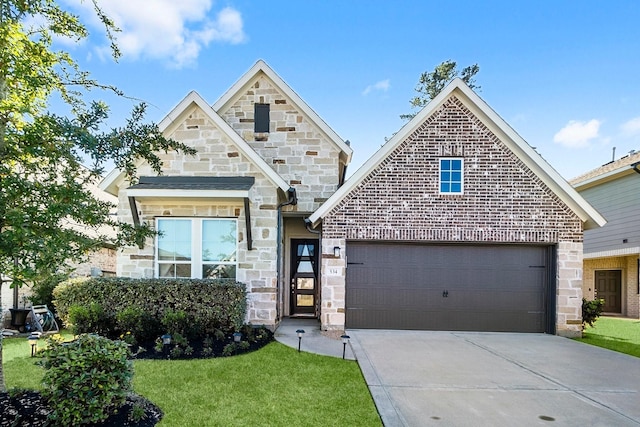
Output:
53,277,246,341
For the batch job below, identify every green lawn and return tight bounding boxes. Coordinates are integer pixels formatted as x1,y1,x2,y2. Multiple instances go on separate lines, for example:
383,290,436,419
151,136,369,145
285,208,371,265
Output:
3,338,381,426
575,316,640,358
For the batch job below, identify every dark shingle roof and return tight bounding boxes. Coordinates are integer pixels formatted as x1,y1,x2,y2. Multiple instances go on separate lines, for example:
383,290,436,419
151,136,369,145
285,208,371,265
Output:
129,176,255,191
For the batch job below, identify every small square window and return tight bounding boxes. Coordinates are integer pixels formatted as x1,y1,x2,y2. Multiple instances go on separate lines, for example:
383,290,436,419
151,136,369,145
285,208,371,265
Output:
254,103,270,133
439,158,464,194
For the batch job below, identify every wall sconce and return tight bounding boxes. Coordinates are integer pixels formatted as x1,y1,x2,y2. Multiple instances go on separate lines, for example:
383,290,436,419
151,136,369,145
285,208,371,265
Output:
333,246,341,258
27,333,40,357
340,334,350,360
296,329,305,352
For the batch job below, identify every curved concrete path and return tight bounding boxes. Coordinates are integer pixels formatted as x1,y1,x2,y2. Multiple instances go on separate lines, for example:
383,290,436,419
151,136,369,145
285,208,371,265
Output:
274,318,355,360
350,330,640,427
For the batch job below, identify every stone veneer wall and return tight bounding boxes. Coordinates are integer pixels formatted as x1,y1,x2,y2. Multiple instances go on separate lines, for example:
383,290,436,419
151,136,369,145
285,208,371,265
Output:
320,96,585,337
219,75,342,213
116,107,282,327
583,256,640,318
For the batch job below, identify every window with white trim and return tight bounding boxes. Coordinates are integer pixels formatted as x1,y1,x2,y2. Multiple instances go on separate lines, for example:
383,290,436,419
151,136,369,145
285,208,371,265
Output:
439,158,464,194
156,218,237,279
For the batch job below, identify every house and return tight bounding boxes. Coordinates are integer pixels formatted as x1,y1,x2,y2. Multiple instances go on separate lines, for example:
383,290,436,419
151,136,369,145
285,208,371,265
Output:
308,78,605,338
100,60,352,327
570,152,640,318
101,61,604,338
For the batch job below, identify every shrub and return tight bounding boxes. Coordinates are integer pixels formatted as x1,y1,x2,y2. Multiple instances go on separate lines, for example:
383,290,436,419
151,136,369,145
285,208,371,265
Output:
116,305,161,343
67,303,112,336
53,277,246,340
582,298,605,328
39,334,133,426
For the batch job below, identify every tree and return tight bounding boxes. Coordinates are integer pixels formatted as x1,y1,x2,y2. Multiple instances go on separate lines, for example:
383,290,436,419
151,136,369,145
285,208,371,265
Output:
400,60,480,121
0,1,196,391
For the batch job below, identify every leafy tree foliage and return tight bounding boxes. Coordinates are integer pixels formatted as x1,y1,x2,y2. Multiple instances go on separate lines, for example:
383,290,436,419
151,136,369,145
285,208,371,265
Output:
400,60,480,120
0,0,196,391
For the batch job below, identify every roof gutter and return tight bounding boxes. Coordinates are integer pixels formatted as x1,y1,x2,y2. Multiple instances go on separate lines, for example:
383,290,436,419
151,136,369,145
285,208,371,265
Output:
632,161,640,175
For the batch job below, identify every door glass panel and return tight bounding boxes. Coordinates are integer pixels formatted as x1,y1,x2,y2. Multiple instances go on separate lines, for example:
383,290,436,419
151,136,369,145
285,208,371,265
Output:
296,295,314,307
297,261,314,273
297,278,314,290
297,244,315,257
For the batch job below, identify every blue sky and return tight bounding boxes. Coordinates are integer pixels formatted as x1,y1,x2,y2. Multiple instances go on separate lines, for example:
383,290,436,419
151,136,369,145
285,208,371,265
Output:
58,0,640,180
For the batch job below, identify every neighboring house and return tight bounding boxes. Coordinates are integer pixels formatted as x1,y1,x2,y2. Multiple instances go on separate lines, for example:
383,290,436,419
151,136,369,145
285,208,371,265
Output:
570,151,640,318
101,61,604,338
1,176,117,314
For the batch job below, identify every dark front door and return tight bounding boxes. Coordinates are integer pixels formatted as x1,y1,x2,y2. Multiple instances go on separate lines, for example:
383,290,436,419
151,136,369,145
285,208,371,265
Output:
596,270,622,313
290,239,319,316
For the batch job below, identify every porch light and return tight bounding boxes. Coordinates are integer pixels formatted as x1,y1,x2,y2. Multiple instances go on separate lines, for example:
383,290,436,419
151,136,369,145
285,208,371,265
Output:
341,334,350,360
161,334,172,346
333,246,341,258
296,329,305,352
27,333,39,357
233,332,242,343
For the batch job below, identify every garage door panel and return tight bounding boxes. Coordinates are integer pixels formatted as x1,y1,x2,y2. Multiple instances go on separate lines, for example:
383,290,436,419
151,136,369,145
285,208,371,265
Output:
345,243,549,332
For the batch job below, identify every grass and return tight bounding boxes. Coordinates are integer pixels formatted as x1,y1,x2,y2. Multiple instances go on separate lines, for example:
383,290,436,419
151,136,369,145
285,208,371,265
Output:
575,316,640,358
3,338,381,426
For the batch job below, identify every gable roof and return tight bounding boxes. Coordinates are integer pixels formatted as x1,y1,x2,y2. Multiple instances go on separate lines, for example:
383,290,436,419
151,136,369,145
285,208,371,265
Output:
309,78,606,230
100,91,290,195
212,59,353,163
570,150,640,190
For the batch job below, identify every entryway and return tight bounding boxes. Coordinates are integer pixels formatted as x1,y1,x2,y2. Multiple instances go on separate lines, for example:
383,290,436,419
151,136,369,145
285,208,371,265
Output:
596,270,622,313
289,239,319,316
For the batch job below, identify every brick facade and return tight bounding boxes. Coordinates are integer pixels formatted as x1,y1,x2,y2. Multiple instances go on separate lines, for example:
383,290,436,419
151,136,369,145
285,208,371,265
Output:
320,96,585,337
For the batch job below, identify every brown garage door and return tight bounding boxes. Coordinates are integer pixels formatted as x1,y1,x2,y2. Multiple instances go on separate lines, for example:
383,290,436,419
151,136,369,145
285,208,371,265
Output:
346,242,554,333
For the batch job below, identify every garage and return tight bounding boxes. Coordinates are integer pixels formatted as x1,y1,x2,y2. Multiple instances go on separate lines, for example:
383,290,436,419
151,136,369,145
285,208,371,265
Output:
345,242,556,333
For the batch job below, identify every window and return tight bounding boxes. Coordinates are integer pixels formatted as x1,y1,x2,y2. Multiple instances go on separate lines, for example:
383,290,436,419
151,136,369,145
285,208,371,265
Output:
156,218,237,279
254,103,270,133
439,158,464,194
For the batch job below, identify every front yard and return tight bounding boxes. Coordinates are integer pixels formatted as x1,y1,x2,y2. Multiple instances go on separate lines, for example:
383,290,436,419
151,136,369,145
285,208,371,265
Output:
575,316,640,358
3,336,381,426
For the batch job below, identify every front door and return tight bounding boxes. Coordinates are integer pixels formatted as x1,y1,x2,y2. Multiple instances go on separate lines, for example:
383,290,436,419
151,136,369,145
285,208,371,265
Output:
290,239,319,316
596,270,622,313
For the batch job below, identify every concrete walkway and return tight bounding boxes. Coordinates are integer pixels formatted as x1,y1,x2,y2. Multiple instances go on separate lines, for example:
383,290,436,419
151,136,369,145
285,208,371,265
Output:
274,317,355,360
350,330,640,427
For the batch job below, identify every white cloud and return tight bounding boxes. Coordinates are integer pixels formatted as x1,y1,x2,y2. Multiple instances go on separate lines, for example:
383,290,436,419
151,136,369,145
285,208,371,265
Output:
68,0,245,68
362,79,390,96
553,119,601,148
620,117,640,136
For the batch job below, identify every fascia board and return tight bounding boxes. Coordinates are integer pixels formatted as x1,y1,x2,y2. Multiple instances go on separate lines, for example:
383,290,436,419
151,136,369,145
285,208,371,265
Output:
572,167,636,191
126,188,249,200
310,78,606,230
213,60,353,163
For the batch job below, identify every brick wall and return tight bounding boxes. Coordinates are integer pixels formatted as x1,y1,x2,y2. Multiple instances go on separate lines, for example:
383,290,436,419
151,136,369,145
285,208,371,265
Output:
320,95,585,336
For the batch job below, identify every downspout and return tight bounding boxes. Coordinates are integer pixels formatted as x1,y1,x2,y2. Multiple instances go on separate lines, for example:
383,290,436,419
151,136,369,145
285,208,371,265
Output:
276,188,297,322
304,218,321,235
632,161,640,175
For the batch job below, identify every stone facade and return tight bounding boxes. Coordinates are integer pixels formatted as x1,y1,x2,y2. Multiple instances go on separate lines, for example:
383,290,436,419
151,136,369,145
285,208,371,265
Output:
320,96,585,337
220,75,344,213
112,67,348,328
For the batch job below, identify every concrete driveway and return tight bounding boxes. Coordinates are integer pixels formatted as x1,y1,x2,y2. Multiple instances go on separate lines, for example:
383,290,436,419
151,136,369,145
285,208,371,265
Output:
349,330,640,427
